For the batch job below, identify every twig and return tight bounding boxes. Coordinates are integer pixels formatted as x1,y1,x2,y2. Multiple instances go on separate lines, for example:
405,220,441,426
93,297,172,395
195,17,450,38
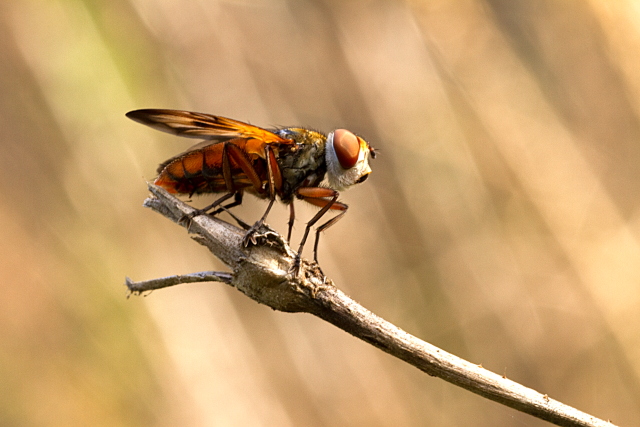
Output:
125,271,232,294
126,184,616,427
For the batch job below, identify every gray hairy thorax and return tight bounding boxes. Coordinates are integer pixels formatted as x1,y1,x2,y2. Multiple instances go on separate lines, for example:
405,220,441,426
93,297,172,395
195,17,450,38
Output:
275,128,328,203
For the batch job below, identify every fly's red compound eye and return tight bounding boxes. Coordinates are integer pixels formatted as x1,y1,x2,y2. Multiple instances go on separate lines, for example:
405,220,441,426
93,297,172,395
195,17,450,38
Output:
333,129,360,169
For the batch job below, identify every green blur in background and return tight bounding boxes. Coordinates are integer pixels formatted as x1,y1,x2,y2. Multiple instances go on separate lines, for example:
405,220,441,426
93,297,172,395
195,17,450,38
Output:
1,0,639,425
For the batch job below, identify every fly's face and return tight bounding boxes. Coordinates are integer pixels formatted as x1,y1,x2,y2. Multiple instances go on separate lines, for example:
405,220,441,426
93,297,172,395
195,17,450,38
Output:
325,129,376,191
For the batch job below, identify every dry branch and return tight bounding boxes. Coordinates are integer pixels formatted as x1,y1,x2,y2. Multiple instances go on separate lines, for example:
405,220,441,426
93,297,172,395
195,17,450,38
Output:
126,184,615,427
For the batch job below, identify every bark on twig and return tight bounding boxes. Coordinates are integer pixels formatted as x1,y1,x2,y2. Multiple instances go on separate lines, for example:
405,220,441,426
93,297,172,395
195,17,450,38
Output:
126,184,615,427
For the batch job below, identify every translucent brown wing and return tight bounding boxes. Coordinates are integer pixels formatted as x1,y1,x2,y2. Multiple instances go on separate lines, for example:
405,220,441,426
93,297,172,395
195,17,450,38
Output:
126,109,292,144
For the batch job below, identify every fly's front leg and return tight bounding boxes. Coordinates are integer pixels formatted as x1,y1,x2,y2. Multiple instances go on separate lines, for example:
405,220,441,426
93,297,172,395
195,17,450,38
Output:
287,201,295,243
292,187,348,275
312,209,347,264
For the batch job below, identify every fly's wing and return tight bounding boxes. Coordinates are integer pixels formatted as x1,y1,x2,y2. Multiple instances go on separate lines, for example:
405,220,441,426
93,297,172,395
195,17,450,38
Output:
127,110,295,194
126,109,291,143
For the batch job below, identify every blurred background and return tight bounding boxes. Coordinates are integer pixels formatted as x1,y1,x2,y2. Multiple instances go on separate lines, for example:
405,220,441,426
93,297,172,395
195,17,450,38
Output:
1,0,640,425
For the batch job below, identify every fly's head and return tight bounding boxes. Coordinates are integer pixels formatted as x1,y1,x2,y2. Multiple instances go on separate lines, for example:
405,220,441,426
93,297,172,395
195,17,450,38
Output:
325,129,376,191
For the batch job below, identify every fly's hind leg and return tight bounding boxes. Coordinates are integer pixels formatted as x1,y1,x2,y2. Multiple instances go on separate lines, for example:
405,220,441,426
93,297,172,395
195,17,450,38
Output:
179,141,241,227
178,191,237,228
210,192,251,230
210,192,243,215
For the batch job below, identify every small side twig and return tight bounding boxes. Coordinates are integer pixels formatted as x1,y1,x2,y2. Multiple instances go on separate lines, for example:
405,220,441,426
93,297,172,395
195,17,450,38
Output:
126,184,615,427
126,271,232,294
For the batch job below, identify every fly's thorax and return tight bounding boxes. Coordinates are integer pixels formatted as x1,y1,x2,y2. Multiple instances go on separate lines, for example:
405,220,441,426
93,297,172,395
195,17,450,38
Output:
277,138,327,199
325,130,373,191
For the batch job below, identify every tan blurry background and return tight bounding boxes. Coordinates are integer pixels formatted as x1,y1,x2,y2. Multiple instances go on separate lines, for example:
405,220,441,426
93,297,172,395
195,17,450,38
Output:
1,0,640,425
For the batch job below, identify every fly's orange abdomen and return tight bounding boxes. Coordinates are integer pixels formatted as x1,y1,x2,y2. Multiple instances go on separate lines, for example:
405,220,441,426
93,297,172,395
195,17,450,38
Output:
154,142,267,196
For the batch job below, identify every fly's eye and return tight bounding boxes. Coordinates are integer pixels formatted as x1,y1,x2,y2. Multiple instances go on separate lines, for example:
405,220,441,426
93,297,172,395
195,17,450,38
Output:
333,129,361,169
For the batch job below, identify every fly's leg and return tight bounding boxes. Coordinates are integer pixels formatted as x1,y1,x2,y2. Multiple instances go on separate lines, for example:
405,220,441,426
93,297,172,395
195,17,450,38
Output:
179,141,239,227
210,192,243,215
292,187,348,275
242,198,276,247
241,145,283,247
178,191,237,228
287,201,295,243
312,209,347,264
211,192,251,230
